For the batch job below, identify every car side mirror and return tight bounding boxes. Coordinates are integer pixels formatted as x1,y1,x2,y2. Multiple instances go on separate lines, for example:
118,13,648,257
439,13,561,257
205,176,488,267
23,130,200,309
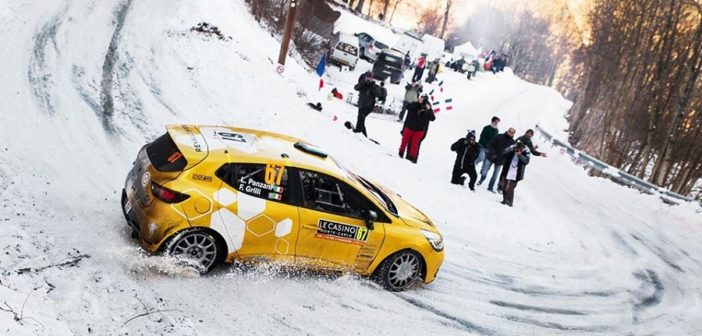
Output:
363,210,377,230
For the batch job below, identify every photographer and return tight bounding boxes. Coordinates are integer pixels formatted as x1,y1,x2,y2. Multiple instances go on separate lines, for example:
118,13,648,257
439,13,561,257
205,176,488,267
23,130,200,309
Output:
398,94,435,163
353,71,383,137
450,130,480,190
499,141,530,207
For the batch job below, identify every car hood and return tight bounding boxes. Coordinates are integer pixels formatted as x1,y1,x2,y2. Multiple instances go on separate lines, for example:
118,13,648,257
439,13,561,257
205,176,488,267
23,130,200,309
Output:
376,184,436,232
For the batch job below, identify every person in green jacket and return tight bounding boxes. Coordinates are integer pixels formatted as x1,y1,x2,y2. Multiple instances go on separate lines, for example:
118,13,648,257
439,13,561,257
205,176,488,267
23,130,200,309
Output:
475,116,500,166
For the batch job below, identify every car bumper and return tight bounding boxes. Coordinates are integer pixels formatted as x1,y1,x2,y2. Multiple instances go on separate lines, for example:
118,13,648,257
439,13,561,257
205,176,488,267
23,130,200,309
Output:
329,57,355,67
422,250,444,283
122,188,141,236
121,188,186,253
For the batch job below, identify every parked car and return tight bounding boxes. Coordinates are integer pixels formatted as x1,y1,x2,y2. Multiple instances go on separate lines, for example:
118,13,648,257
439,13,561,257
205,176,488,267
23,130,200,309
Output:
121,125,445,291
329,32,359,70
355,32,389,62
372,49,405,84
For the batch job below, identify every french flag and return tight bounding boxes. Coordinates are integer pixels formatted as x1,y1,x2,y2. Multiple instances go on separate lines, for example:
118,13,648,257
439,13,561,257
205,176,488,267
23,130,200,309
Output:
316,53,326,90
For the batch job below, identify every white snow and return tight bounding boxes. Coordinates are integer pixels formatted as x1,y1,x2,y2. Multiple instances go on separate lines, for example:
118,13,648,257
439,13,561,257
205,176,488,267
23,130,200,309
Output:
1,0,701,335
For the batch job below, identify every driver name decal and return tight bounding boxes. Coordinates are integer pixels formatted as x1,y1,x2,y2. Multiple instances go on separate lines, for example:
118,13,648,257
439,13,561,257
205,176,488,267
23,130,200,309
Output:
315,219,368,245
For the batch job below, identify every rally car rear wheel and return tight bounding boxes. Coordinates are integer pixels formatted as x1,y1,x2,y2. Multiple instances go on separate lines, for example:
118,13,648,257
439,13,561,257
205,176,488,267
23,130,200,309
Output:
377,250,423,291
168,230,221,273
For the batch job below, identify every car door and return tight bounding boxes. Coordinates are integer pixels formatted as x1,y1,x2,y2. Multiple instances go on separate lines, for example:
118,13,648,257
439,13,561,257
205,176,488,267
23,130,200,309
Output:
294,169,386,272
214,163,300,262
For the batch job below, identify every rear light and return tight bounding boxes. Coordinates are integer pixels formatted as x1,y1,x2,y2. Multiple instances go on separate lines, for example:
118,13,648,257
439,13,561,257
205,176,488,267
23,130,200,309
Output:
151,182,190,203
369,44,374,49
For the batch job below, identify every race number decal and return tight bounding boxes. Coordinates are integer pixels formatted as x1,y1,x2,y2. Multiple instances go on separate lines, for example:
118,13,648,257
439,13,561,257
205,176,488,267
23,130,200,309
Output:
265,164,285,185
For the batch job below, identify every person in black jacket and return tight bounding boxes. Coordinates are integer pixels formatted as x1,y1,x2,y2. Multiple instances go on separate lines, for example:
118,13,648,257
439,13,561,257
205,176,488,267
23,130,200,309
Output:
478,127,516,192
499,142,530,206
516,129,547,157
450,130,480,190
353,71,382,137
399,94,435,163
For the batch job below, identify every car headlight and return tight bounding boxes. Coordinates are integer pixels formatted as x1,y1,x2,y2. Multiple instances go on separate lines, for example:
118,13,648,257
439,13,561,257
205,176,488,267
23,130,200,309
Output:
421,230,444,252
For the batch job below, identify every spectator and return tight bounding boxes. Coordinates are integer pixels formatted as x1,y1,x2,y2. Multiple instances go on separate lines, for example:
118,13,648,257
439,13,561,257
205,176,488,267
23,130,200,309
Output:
378,81,388,105
499,141,530,207
476,116,500,166
516,129,547,157
398,81,421,122
412,55,426,82
426,58,441,83
352,71,382,137
399,94,435,163
478,127,516,192
450,130,480,190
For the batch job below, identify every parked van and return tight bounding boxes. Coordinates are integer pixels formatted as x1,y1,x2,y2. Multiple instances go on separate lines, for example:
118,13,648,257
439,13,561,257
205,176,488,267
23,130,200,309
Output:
420,34,445,62
329,32,359,70
372,49,405,84
394,31,423,60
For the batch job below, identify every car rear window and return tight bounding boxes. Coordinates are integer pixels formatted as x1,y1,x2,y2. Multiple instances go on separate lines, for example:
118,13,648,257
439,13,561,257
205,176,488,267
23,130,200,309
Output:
375,41,388,50
146,133,187,172
336,42,358,56
381,54,403,67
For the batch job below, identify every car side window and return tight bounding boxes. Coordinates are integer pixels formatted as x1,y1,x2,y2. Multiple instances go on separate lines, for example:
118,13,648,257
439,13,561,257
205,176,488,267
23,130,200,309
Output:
299,170,373,219
216,163,292,205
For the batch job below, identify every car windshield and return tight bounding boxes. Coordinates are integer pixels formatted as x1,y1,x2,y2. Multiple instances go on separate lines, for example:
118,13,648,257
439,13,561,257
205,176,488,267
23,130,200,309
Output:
330,158,398,216
375,41,388,49
352,174,398,216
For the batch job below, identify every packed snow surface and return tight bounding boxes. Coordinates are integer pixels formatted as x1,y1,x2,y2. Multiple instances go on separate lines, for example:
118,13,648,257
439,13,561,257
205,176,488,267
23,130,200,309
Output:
0,1,700,335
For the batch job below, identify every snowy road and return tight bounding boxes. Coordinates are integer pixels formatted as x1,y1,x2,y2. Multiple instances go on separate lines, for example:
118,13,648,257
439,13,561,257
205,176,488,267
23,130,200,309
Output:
1,1,701,335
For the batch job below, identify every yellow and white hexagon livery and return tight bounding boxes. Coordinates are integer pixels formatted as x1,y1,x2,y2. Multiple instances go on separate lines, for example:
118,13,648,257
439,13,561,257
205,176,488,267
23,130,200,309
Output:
121,125,444,291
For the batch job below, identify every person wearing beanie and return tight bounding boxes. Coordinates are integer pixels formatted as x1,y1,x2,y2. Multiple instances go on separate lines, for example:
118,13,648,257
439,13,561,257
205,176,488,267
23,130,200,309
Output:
450,130,480,190
353,71,382,137
399,94,435,163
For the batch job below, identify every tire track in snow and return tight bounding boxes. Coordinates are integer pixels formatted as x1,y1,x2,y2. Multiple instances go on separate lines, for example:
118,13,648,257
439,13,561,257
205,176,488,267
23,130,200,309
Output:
489,300,587,316
100,0,133,132
632,269,664,311
394,294,497,335
28,7,67,115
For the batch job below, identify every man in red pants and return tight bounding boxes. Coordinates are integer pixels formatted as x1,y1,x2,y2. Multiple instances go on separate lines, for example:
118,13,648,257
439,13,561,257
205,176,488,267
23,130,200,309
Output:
399,94,435,163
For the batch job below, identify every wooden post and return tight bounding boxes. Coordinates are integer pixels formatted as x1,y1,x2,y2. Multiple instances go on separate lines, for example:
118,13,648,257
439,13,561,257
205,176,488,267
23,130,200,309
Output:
278,0,298,66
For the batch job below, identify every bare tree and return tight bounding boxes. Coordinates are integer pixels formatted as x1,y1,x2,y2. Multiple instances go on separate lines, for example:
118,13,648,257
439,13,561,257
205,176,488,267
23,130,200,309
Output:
418,8,442,36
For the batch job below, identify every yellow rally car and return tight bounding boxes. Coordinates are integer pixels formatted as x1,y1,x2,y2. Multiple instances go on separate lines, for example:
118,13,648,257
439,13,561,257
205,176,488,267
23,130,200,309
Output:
121,125,444,291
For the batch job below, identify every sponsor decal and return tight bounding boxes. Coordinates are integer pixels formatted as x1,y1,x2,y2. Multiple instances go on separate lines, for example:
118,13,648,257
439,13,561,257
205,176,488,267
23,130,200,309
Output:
141,172,151,188
182,125,204,153
192,174,213,182
167,152,183,163
315,219,369,245
123,198,132,214
217,132,247,143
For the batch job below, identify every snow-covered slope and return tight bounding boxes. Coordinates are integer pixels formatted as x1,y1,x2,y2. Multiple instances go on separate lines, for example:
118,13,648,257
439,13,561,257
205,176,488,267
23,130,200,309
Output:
1,1,700,335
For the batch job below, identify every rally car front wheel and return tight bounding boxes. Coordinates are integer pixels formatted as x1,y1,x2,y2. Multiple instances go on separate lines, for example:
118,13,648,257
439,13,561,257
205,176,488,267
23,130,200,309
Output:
376,250,424,291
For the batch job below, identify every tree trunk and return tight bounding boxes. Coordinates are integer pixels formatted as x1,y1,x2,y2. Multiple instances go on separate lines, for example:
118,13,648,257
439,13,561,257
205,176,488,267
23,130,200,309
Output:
389,0,401,24
355,0,365,13
440,0,452,39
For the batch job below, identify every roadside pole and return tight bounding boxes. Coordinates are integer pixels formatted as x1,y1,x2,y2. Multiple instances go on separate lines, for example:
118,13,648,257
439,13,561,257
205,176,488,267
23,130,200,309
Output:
277,0,298,67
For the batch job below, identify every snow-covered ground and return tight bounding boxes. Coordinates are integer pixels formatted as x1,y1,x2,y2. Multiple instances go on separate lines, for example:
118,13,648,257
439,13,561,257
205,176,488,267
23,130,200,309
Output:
1,1,700,335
